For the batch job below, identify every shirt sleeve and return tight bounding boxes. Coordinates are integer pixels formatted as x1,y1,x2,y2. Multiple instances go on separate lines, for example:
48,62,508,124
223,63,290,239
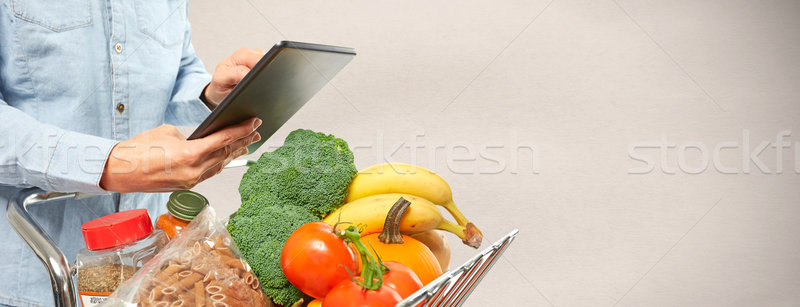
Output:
165,7,213,127
0,94,118,193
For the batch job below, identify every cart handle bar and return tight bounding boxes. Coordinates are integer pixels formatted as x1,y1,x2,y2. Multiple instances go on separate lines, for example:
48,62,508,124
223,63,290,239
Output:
6,188,80,307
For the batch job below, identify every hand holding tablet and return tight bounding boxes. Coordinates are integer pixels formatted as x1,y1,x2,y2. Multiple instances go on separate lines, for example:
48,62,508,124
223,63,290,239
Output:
188,41,356,153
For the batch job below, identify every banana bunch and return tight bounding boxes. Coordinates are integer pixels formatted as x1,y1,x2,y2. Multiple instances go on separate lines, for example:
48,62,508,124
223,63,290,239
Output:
323,163,483,249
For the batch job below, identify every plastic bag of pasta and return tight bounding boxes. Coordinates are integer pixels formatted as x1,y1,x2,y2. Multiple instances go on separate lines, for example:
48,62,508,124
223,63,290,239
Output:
100,206,272,307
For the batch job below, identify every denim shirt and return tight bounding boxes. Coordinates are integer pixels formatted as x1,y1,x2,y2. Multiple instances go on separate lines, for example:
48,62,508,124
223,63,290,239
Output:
0,0,212,305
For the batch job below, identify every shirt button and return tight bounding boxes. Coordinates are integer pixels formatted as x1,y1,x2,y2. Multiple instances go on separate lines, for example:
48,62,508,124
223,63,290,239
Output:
117,103,125,114
114,42,122,54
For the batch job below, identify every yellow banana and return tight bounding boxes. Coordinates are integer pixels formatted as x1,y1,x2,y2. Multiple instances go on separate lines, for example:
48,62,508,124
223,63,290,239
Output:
324,193,482,248
345,163,481,231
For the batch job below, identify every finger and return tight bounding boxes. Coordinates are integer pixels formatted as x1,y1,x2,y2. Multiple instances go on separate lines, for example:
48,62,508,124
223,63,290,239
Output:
194,162,223,186
232,47,263,69
192,117,261,155
197,131,258,170
195,146,248,184
211,65,250,90
234,65,250,83
223,146,250,168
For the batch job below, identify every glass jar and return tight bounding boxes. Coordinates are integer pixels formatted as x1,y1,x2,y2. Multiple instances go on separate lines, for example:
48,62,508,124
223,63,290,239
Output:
155,190,208,239
76,209,167,307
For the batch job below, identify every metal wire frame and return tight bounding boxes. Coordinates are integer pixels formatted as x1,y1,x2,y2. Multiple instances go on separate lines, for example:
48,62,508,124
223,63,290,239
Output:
397,229,519,307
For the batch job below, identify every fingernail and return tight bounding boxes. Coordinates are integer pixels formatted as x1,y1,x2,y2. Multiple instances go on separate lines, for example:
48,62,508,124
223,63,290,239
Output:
253,118,262,129
253,132,261,142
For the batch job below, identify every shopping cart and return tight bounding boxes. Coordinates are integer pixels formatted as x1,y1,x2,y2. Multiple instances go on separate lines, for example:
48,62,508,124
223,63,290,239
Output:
6,187,518,307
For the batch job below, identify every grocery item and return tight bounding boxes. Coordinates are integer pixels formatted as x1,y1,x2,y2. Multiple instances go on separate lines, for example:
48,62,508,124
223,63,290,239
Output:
410,230,452,270
321,225,409,307
227,205,317,305
323,193,482,248
322,280,402,307
77,264,135,293
135,235,265,307
360,198,443,285
237,129,357,218
230,129,357,305
99,206,270,307
281,222,358,299
77,209,167,307
156,190,209,239
345,162,478,227
381,261,423,299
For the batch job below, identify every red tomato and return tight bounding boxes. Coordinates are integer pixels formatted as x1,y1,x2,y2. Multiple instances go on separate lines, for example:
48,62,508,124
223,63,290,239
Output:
382,261,423,298
322,278,403,307
281,222,358,299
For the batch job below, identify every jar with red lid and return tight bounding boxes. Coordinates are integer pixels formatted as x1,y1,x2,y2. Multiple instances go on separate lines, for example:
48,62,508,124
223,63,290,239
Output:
76,209,167,307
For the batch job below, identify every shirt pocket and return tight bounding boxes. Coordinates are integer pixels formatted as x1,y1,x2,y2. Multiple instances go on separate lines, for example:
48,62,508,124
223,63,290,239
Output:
11,0,92,32
134,0,186,48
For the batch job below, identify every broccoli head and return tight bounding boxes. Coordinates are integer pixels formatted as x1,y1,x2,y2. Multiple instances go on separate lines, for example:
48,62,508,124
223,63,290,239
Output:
231,129,356,305
238,129,357,217
228,204,318,305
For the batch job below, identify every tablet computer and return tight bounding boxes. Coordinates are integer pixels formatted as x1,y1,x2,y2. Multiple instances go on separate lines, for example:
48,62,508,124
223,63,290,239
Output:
188,41,356,152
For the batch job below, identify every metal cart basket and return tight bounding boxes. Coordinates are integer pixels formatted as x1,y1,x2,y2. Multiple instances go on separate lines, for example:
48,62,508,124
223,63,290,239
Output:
6,187,518,307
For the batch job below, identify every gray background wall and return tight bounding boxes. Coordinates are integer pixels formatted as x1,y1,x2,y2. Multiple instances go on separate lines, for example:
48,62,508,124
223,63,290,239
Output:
185,0,800,306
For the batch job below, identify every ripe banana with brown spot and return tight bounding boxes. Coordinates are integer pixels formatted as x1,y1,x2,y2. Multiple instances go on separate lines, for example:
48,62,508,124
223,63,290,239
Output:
323,193,482,248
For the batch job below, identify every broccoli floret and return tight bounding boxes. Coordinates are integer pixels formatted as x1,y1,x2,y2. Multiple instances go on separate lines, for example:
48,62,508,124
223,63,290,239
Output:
230,129,357,305
228,205,317,305
238,129,357,218
264,285,305,307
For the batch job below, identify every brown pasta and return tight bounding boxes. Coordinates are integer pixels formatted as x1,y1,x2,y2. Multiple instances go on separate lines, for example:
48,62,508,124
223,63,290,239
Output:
156,263,184,281
191,263,211,276
240,272,261,292
223,286,250,302
177,270,193,279
193,242,202,255
150,273,179,301
211,234,225,249
209,294,225,302
202,272,215,284
173,272,203,292
161,287,177,296
194,281,205,307
216,253,247,273
132,222,268,307
205,285,222,295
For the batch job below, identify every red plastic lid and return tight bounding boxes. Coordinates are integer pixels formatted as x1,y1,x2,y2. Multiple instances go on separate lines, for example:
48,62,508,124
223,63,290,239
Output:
81,209,153,250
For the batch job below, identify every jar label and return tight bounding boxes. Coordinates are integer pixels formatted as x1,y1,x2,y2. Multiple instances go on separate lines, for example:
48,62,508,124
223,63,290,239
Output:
79,291,111,307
